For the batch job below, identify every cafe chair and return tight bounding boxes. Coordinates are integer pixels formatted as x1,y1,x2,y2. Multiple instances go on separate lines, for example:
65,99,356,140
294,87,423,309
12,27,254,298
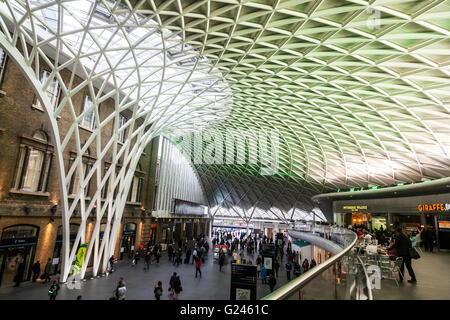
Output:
380,257,404,287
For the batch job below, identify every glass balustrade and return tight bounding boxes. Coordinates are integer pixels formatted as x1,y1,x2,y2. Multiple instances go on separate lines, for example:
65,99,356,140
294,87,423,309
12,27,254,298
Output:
262,226,373,300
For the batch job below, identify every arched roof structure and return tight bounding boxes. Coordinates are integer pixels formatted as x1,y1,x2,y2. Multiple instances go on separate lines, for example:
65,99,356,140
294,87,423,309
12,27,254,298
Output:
0,0,449,281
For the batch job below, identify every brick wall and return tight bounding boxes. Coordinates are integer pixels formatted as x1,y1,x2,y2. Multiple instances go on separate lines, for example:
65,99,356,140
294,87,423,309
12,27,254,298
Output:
0,47,158,282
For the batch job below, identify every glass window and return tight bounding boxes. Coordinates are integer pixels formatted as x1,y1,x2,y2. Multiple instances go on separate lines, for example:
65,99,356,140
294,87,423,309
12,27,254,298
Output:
34,70,60,111
13,130,51,193
56,224,80,237
131,175,139,202
22,149,45,192
41,0,58,31
33,131,47,141
2,225,39,239
118,114,126,143
80,96,96,130
125,223,136,232
0,48,7,89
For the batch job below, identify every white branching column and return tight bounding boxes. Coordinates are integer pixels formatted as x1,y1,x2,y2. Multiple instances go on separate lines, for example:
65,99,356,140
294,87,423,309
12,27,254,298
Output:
0,0,230,282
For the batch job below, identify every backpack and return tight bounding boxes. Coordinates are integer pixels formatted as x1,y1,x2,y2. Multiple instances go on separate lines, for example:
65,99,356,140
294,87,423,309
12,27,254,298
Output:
117,286,127,297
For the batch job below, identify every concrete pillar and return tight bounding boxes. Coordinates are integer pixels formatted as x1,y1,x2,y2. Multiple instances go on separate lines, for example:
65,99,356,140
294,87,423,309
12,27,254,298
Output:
387,213,392,231
208,218,213,238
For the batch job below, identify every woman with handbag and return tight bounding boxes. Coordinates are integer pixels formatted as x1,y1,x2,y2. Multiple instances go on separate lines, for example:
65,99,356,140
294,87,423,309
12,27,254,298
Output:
389,228,417,283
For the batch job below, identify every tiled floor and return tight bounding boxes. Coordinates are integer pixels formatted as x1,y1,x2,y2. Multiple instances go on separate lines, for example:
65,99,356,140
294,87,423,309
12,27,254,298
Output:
373,250,450,300
0,245,448,300
0,244,291,300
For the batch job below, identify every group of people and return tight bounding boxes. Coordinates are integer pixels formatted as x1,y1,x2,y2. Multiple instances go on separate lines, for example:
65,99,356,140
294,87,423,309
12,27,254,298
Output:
350,224,424,284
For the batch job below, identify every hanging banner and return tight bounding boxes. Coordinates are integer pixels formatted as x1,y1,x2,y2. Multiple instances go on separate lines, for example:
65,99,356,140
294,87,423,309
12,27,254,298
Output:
73,243,88,276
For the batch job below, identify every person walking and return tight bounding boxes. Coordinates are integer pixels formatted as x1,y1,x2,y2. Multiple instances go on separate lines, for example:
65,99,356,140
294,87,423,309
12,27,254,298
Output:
32,260,41,282
133,252,140,266
273,259,280,278
422,228,435,252
154,281,163,300
14,260,25,287
294,262,301,278
195,257,202,278
169,272,177,296
192,247,198,264
109,256,115,273
185,248,192,264
115,277,126,300
260,265,267,284
268,273,277,292
173,275,182,300
219,252,225,272
389,228,417,283
48,280,60,300
144,252,151,270
43,258,52,283
285,261,292,280
302,258,309,273
176,248,182,266
168,244,174,262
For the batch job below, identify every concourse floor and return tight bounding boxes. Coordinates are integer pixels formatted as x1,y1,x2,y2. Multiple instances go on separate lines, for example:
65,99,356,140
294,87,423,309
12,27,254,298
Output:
373,249,450,300
0,244,291,300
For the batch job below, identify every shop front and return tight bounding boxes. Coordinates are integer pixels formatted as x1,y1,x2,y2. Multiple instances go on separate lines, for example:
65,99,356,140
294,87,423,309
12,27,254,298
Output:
148,222,157,245
334,192,450,249
0,224,39,288
160,220,171,244
120,222,137,260
185,220,192,240
437,218,450,249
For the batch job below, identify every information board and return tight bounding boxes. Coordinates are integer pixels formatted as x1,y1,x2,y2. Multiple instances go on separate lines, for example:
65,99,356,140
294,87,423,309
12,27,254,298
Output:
230,263,257,300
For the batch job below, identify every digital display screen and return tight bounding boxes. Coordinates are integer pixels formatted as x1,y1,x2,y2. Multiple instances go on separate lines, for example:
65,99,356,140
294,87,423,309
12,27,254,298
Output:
438,221,450,229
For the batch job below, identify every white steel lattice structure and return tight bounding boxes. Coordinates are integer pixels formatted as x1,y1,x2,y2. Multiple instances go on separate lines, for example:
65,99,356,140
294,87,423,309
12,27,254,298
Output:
155,136,207,215
0,0,230,282
0,0,450,281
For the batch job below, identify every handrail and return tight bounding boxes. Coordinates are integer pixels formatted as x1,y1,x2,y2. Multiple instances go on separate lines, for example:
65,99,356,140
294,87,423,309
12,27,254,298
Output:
355,254,373,300
262,228,358,300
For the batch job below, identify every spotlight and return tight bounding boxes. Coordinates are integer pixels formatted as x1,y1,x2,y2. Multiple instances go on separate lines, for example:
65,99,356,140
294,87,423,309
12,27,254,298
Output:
73,209,78,216
90,217,95,222
50,205,57,214
23,206,30,214
49,217,55,223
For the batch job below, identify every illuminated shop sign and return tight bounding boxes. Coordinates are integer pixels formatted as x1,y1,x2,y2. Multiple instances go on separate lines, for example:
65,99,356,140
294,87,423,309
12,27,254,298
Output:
342,205,368,212
418,203,450,212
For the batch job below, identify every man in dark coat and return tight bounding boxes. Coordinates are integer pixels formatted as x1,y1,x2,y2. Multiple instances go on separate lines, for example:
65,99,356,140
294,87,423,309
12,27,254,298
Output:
421,228,435,252
32,260,41,282
14,260,25,287
390,228,417,283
